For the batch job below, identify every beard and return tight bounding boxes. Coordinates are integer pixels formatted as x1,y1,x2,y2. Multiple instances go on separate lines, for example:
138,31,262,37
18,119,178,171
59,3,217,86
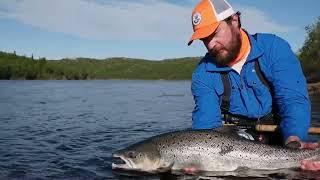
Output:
209,26,241,66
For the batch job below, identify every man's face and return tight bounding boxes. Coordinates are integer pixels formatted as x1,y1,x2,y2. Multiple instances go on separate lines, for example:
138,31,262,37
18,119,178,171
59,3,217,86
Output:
201,20,241,66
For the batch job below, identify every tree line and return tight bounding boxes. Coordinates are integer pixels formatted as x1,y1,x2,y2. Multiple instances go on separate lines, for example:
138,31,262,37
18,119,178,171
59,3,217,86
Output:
299,17,320,83
0,52,199,80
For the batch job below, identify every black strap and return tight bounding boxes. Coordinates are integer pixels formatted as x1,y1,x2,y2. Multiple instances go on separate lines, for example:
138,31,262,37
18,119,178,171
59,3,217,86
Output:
252,33,258,40
252,33,271,91
254,60,271,91
221,72,231,113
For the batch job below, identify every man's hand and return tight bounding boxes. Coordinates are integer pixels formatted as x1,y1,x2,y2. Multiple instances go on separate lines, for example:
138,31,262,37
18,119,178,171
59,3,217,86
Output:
285,136,318,150
285,136,320,171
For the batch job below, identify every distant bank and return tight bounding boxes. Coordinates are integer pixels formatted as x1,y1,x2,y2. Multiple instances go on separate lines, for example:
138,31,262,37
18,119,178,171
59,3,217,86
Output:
0,51,199,80
1,51,320,95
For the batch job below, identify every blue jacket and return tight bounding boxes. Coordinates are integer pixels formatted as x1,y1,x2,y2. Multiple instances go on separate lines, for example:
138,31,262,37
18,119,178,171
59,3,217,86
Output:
191,32,311,141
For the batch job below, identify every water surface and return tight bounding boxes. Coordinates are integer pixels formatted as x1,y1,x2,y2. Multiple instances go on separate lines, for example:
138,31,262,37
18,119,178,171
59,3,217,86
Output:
0,80,319,179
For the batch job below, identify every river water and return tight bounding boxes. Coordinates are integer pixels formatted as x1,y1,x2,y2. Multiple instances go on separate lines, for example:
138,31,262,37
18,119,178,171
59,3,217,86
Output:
0,80,319,179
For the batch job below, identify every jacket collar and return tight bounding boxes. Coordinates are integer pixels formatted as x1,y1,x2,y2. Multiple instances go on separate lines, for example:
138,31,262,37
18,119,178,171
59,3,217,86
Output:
205,31,264,72
247,32,264,62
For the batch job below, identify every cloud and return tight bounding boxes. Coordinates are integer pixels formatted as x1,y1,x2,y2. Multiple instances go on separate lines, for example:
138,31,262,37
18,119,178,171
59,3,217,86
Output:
0,0,294,41
235,5,295,33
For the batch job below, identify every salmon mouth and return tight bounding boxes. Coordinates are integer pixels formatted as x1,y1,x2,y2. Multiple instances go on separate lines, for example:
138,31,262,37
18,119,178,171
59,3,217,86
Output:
112,156,126,165
111,155,133,170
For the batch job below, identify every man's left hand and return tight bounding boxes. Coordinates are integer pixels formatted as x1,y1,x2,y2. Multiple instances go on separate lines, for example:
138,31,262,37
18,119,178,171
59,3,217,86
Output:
286,136,320,171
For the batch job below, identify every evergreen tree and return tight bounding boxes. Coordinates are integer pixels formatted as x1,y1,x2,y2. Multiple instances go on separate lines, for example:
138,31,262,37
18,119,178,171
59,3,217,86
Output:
299,17,320,63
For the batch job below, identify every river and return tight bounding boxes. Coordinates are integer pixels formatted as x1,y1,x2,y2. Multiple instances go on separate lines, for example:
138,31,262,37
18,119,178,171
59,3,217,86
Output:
0,80,319,179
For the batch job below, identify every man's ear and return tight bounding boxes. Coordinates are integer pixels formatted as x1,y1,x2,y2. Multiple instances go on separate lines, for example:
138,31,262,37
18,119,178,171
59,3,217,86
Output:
231,14,240,28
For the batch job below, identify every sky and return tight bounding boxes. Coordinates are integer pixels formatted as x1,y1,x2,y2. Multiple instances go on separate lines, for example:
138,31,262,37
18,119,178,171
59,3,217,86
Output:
0,0,319,60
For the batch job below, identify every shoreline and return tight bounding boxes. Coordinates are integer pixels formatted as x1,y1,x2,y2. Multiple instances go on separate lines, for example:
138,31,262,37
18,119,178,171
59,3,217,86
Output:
0,79,320,95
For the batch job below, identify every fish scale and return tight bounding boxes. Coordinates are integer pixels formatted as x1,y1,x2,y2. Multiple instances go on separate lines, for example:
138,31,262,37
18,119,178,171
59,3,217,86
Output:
112,129,320,173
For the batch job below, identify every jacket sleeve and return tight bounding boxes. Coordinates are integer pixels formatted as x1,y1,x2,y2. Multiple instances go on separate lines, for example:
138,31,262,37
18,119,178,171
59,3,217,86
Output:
269,36,311,141
191,71,222,129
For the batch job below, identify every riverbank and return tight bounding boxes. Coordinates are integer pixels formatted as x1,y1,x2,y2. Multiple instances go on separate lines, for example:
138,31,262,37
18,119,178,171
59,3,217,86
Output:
1,51,320,96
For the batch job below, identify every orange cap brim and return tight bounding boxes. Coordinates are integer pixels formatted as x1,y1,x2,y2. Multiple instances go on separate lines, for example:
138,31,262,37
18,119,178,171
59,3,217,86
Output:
188,23,220,46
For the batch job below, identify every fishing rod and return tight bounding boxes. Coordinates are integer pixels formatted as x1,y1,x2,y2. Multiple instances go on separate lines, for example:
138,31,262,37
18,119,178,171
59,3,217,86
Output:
224,123,320,134
255,125,320,135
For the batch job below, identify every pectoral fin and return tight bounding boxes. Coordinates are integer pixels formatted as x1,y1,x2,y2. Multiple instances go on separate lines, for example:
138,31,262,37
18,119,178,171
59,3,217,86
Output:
157,162,174,173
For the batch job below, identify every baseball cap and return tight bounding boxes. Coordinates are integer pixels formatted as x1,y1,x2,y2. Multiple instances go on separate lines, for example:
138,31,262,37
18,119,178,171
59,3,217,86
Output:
188,0,235,46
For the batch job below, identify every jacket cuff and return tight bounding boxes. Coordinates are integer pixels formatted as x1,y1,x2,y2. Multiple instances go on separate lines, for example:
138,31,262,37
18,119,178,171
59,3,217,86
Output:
281,127,308,143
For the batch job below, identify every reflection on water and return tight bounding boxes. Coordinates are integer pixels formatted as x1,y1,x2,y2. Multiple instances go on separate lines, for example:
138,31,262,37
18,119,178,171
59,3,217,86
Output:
113,168,320,180
0,80,319,179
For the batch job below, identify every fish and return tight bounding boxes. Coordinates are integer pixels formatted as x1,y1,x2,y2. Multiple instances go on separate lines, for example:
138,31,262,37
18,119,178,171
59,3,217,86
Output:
111,129,320,174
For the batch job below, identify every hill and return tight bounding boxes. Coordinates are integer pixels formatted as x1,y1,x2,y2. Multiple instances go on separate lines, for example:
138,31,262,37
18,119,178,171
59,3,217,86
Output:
0,51,200,80
1,50,320,82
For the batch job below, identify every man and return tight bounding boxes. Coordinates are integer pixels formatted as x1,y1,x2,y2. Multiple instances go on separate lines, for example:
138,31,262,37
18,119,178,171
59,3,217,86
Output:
188,0,320,170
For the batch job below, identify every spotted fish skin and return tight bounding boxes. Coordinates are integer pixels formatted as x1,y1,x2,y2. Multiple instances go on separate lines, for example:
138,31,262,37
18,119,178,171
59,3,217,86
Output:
112,129,320,172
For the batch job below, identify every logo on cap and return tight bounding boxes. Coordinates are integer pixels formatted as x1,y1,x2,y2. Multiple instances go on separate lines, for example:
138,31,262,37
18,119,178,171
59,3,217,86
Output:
192,12,201,26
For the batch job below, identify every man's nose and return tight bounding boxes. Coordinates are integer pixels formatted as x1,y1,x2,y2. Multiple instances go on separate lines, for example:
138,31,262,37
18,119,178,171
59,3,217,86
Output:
205,40,218,51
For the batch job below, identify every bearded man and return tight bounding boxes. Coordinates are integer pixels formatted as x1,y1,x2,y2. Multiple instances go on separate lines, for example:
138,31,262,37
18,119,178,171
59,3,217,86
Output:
188,0,320,170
